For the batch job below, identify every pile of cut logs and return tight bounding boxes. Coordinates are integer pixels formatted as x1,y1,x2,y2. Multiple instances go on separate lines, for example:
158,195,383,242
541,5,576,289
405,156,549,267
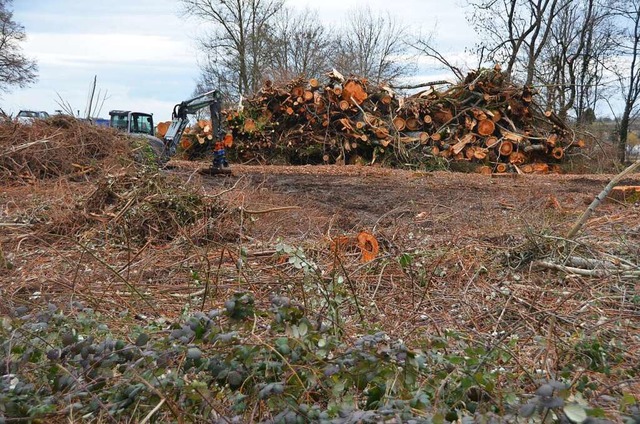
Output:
221,67,583,172
156,120,224,159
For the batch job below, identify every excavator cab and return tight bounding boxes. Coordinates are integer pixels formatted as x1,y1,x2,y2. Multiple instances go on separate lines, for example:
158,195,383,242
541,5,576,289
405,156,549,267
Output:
109,111,155,136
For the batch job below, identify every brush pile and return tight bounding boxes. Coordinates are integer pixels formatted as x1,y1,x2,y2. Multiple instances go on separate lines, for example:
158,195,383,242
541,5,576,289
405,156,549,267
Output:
0,116,222,246
0,115,133,182
225,67,582,172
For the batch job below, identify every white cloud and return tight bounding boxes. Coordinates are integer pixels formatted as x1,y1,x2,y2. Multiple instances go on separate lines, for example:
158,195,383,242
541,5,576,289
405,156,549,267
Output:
25,33,197,68
1,0,478,122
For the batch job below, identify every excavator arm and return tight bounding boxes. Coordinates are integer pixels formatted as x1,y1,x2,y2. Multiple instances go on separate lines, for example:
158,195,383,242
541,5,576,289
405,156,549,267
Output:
163,90,224,157
162,89,231,174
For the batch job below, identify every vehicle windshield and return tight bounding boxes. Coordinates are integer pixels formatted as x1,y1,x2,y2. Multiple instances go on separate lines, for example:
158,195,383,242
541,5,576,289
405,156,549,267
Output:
17,111,37,118
130,113,154,135
110,114,129,131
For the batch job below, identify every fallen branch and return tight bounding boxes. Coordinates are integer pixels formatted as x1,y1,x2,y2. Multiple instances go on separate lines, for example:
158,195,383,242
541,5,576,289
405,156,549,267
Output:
240,206,301,215
566,160,640,239
3,138,51,155
535,260,640,279
389,80,452,90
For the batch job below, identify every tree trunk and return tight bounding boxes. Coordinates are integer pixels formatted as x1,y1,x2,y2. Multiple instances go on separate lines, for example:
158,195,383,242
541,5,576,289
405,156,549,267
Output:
619,108,630,164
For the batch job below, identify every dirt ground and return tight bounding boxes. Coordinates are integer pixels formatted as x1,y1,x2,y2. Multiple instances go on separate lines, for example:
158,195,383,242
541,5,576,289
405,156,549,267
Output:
2,162,640,404
171,161,640,248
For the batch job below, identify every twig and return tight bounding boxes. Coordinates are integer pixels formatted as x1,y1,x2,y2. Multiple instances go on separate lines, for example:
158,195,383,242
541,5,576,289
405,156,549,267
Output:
139,399,166,424
2,138,52,155
206,176,244,198
567,160,640,239
389,80,452,90
74,240,158,313
240,206,301,215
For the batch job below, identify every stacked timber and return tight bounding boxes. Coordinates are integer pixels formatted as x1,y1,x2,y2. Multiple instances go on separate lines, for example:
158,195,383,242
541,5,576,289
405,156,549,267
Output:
155,120,234,159
222,67,583,172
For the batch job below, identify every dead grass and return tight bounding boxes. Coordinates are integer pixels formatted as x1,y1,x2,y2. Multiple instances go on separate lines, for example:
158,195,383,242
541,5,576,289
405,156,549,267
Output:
0,121,639,420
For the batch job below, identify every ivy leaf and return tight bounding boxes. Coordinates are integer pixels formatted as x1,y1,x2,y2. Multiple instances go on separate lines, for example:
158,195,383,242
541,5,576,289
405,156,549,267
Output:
563,403,587,423
519,403,537,418
297,322,308,337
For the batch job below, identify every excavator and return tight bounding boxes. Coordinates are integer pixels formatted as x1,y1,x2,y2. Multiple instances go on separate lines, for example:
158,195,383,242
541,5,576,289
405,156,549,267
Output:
109,89,231,174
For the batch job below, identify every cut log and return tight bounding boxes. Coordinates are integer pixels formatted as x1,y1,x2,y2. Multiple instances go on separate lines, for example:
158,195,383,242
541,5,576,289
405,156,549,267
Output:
477,165,492,175
180,138,192,150
343,80,368,105
405,117,421,131
499,140,514,156
452,133,475,155
339,100,351,111
488,110,502,122
524,143,547,153
608,186,640,202
374,127,390,139
477,119,496,136
473,148,488,160
465,146,476,160
465,116,477,131
544,110,568,130
380,95,392,106
423,114,433,124
291,86,304,98
521,164,534,173
551,147,564,160
309,78,320,89
485,136,500,148
156,121,170,138
433,108,453,123
471,108,488,121
501,130,524,143
303,90,314,102
533,163,550,173
419,132,430,144
509,151,526,165
392,116,406,131
495,163,509,173
546,133,558,147
357,231,379,263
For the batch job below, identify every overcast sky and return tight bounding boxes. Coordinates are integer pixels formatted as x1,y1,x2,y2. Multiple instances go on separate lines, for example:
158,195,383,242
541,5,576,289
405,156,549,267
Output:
2,0,475,122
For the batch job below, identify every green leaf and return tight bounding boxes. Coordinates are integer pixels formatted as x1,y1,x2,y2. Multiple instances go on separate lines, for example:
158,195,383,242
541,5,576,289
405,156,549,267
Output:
135,333,150,347
563,403,587,423
298,322,308,337
399,253,413,268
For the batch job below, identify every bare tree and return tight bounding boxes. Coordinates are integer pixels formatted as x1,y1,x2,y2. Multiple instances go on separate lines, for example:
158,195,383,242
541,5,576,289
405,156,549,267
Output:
181,0,284,98
334,7,413,84
468,0,569,85
264,8,334,83
540,0,617,121
0,0,37,94
609,0,640,163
